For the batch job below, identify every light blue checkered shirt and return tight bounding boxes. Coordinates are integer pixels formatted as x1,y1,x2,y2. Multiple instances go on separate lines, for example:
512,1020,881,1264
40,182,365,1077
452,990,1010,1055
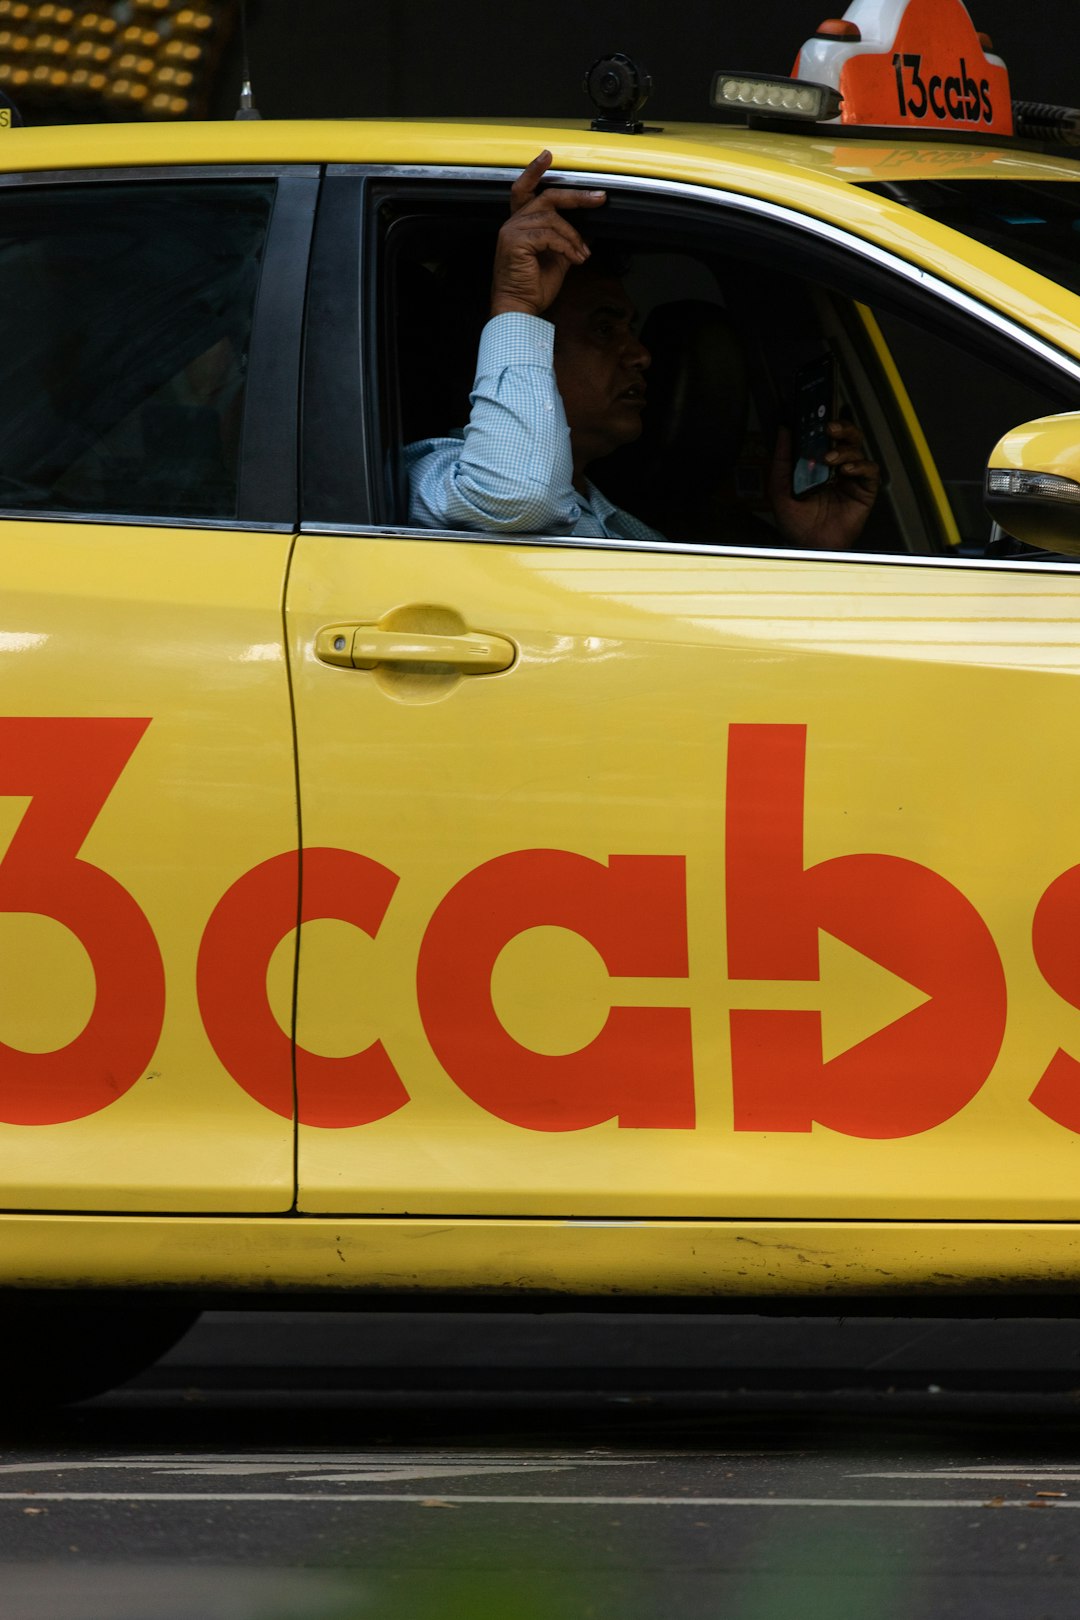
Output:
404,312,664,541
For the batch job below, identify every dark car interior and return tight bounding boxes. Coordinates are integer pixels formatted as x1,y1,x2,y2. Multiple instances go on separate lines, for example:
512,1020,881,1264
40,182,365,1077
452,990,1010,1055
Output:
373,183,1074,560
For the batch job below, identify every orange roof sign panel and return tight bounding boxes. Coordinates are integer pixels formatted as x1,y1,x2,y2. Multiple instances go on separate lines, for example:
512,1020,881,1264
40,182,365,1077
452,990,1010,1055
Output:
795,0,1014,136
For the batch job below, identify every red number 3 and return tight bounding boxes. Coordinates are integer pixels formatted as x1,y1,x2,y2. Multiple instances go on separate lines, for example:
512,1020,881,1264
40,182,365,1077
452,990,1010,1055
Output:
0,718,165,1124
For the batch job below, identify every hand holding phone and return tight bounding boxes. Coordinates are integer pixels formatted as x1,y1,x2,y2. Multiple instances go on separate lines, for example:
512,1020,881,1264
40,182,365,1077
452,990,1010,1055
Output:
792,354,837,500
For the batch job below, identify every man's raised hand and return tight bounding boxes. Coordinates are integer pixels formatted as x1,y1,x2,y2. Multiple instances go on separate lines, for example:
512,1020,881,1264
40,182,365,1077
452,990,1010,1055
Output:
490,151,607,318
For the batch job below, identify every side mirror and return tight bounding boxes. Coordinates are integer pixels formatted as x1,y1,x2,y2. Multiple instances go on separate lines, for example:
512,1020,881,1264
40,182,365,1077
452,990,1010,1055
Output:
985,412,1080,556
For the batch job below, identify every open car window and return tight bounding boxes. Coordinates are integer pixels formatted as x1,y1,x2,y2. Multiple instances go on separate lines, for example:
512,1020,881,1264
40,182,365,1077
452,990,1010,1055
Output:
373,178,1075,560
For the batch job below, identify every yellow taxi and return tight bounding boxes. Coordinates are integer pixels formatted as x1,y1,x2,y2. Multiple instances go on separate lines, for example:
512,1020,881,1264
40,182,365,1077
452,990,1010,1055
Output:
5,0,1080,1400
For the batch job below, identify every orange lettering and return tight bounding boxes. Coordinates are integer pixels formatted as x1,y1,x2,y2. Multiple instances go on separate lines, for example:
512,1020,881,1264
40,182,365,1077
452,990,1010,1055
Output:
1030,866,1080,1131
417,850,693,1130
0,718,164,1124
726,724,1007,1137
197,848,407,1127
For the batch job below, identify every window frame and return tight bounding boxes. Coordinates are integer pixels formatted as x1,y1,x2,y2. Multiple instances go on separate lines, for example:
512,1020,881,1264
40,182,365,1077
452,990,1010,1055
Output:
301,162,1080,575
0,163,319,532
301,171,373,529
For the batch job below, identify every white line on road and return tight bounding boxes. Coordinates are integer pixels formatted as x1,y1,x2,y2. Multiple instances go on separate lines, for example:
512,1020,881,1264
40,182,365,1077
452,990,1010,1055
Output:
854,1470,1080,1481
0,1456,653,1477
0,1492,1073,1508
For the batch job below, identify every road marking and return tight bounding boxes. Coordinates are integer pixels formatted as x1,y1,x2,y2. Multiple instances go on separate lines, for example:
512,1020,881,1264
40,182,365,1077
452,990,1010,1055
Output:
0,1492,1072,1508
174,1466,572,1482
0,1454,654,1473
854,1469,1080,1481
0,1458,588,1469
0,1456,648,1484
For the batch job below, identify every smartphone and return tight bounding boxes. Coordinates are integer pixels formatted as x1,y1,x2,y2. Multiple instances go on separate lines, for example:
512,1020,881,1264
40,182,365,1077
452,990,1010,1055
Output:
792,354,836,499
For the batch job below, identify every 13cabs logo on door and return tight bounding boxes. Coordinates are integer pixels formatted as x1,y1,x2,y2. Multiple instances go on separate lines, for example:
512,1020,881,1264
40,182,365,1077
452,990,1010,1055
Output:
3,716,1078,1139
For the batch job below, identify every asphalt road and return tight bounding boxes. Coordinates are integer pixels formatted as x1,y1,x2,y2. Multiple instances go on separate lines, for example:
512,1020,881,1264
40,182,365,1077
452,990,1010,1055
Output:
3,1312,1080,1619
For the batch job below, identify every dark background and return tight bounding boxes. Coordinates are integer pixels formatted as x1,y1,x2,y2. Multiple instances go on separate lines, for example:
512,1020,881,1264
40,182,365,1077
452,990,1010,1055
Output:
220,0,1079,124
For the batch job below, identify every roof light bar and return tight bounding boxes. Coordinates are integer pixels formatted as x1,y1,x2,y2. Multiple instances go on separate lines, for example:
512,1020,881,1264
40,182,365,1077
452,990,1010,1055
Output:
711,70,841,123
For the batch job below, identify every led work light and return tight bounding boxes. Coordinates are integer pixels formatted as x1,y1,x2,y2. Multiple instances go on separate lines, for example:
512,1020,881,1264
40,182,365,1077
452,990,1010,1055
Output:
710,71,842,123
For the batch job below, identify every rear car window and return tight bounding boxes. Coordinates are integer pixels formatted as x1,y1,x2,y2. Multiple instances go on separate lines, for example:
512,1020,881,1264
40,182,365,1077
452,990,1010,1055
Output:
863,178,1080,297
0,179,274,522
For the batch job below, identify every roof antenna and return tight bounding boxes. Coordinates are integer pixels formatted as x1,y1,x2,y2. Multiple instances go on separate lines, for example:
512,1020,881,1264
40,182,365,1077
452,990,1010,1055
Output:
235,0,262,120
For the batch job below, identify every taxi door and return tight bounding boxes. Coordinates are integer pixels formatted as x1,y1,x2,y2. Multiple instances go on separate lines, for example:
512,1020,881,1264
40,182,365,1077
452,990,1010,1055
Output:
0,167,317,1211
285,171,1080,1224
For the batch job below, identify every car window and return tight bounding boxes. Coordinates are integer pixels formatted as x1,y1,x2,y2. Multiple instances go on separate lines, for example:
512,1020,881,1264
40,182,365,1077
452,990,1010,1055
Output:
373,181,1077,561
0,180,274,521
865,179,1080,299
375,197,884,549
868,302,1074,552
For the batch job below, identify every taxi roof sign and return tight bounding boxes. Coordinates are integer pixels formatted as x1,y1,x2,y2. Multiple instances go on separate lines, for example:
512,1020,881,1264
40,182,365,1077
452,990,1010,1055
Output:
794,0,1014,137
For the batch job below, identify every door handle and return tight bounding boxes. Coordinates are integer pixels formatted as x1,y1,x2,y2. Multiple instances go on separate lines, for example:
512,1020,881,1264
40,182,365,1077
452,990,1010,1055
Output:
315,624,516,673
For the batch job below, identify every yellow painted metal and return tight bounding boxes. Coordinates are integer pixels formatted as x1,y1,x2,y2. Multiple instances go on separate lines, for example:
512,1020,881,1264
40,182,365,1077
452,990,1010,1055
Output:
991,410,1080,481
3,111,1080,1274
4,115,1079,188
3,1212,1080,1296
986,411,1080,552
0,520,297,1211
3,118,1080,357
855,301,963,548
288,534,1080,1222
313,623,517,673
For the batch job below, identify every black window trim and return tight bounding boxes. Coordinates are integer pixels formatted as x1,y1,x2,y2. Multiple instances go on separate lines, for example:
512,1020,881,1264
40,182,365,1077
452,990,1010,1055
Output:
238,170,319,526
0,163,319,189
301,172,371,529
0,163,320,532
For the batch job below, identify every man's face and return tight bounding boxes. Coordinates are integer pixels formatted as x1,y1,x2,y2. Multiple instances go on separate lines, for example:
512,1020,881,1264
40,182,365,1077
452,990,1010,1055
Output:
550,271,650,470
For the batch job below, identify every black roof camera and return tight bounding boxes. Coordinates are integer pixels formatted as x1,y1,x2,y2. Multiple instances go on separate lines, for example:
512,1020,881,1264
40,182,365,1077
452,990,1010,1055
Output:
585,54,653,134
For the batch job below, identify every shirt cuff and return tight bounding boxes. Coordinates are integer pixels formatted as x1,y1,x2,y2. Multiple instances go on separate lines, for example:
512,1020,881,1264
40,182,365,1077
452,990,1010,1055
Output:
476,311,555,376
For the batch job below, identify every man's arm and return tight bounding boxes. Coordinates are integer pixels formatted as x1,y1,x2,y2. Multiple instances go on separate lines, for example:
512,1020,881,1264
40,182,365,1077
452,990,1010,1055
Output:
406,153,606,535
406,312,579,533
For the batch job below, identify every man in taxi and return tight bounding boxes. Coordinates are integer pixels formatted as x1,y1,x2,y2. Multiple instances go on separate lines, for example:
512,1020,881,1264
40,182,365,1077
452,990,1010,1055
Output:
406,151,880,548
